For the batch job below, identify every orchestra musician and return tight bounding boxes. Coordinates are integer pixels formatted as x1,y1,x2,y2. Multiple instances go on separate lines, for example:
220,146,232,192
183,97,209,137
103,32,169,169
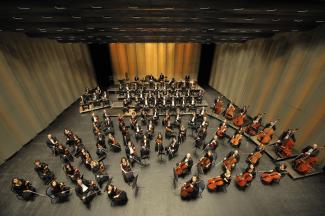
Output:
207,169,231,192
229,127,244,148
120,157,135,184
34,160,55,184
247,146,264,165
46,180,71,202
165,121,175,139
216,120,228,139
178,125,187,143
223,150,240,172
107,133,121,152
198,150,215,174
235,164,256,189
175,153,193,177
125,141,142,166
203,135,219,152
173,110,182,128
63,163,82,183
245,113,263,136
11,178,37,200
94,162,110,188
140,135,150,159
201,116,209,128
292,144,320,174
130,112,137,130
213,96,223,115
105,184,128,206
260,164,287,185
135,123,144,142
121,125,131,146
152,108,159,125
166,137,179,159
162,112,170,127
155,133,164,153
233,106,248,127
224,102,236,120
75,178,100,204
180,175,201,200
46,134,58,152
256,120,277,145
188,112,198,131
95,141,106,158
274,129,298,158
147,120,155,140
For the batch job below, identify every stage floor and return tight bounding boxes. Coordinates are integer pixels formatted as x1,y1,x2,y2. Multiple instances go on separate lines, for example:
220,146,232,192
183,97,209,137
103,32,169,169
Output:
0,86,324,216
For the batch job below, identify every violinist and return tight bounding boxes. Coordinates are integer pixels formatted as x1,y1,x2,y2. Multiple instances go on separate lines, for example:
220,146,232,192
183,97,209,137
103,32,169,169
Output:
75,178,100,204
275,129,298,158
223,150,240,172
140,135,150,159
155,133,164,153
135,123,144,142
229,127,243,148
11,178,36,200
180,175,200,200
261,164,287,185
107,133,121,152
235,164,256,189
46,180,71,201
118,114,125,130
92,121,101,135
292,144,320,174
188,112,197,130
125,141,141,166
105,184,128,206
61,147,74,163
64,129,75,146
102,117,114,135
256,120,277,145
165,121,175,139
207,169,231,192
94,162,110,188
216,120,228,139
203,135,219,152
247,146,264,165
233,106,248,127
224,102,236,120
140,109,148,125
213,96,223,115
166,137,179,159
63,163,81,183
173,110,182,128
178,125,187,143
96,131,105,146
245,113,263,136
201,116,209,128
198,150,214,174
120,157,135,184
147,120,155,140
96,142,107,158
34,160,55,184
129,112,137,130
91,112,100,125
103,109,111,121
175,153,193,177
152,108,159,125
162,112,170,126
123,99,129,113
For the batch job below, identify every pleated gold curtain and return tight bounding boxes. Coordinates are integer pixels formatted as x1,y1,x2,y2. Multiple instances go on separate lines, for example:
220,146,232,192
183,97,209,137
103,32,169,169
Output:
209,26,325,165
0,33,96,163
109,43,201,82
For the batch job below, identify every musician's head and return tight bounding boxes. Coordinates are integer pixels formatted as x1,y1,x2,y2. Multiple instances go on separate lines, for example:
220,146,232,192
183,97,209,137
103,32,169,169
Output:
192,175,198,182
186,153,191,159
77,179,83,186
34,160,40,166
234,150,239,155
279,164,287,170
47,134,52,139
313,144,318,149
50,180,58,187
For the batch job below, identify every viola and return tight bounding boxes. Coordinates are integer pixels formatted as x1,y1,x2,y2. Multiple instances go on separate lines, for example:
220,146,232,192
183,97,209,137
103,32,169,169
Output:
247,151,263,165
236,172,253,188
257,128,274,144
207,177,224,191
260,171,281,184
230,134,242,147
223,156,237,171
233,113,246,127
175,162,188,176
216,125,227,137
293,155,317,174
225,105,235,120
180,182,194,199
214,101,223,115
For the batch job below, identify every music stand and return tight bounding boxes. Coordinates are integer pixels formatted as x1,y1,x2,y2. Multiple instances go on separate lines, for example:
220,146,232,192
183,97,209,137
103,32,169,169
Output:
173,168,178,189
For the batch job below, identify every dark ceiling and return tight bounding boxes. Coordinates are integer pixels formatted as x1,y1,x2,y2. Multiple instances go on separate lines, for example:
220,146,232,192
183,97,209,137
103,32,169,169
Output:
0,0,325,43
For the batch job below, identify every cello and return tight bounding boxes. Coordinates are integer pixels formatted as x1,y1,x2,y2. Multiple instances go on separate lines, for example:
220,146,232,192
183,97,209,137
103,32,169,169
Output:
207,177,224,191
223,153,238,172
245,113,265,136
247,148,264,165
257,120,278,145
175,162,189,176
216,121,227,138
260,171,281,184
230,133,242,148
292,144,322,174
225,103,236,120
276,129,298,158
214,97,223,115
180,182,194,199
236,173,253,188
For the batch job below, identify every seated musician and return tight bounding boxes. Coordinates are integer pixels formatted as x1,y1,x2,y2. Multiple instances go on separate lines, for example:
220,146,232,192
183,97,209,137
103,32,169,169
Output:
178,125,187,143
103,109,111,121
257,120,277,145
180,175,200,200
197,126,207,141
118,114,125,130
105,184,128,206
79,149,93,170
46,134,58,151
121,126,131,146
107,133,121,152
94,162,110,188
91,112,100,125
147,120,155,140
245,113,263,136
63,163,81,183
176,153,193,177
135,123,144,141
34,160,55,184
95,128,105,146
229,127,244,148
162,112,170,126
188,112,197,129
198,107,206,120
64,129,75,146
201,116,209,128
11,178,36,200
46,180,71,202
216,120,228,139
61,148,74,163
207,169,231,192
120,157,135,184
173,110,182,128
166,137,179,160
152,108,159,125
96,142,107,158
247,146,264,165
203,135,219,151
199,151,215,174
125,141,141,166
75,178,100,204
292,144,320,174
165,121,175,139
235,164,256,189
223,150,240,172
213,96,223,115
123,99,129,113
224,102,236,120
130,112,138,130
274,128,298,158
102,118,114,135
140,109,148,125
155,133,164,152
140,135,150,159
261,164,287,184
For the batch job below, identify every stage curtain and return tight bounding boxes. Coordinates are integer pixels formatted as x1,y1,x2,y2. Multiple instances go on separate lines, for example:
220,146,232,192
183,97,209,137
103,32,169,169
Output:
209,26,325,165
108,43,201,82
0,33,96,164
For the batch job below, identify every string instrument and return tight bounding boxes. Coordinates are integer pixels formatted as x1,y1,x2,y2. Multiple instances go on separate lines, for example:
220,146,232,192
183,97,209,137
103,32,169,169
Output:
225,105,235,120
260,171,281,184
236,172,253,188
199,157,211,169
293,154,318,174
223,155,238,171
247,151,263,165
175,162,188,176
230,134,242,147
233,113,246,127
216,125,227,137
207,177,224,191
180,182,194,199
214,100,223,115
257,124,276,144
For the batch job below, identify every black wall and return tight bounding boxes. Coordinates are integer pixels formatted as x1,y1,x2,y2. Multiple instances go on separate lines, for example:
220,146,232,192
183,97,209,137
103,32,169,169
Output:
197,44,215,86
88,44,114,89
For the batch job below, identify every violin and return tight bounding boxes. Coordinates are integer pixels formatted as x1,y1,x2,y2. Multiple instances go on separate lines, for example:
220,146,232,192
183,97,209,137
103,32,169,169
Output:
175,162,188,176
180,182,194,199
233,113,246,127
236,172,253,188
230,134,242,147
225,105,235,120
247,151,263,165
223,156,237,171
216,125,227,137
260,171,281,184
214,100,223,115
207,177,224,191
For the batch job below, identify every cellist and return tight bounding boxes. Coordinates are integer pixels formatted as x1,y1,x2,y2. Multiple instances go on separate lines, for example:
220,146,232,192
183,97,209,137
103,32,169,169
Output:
233,106,248,127
245,113,263,136
274,129,298,158
224,102,236,120
175,153,193,177
292,144,320,174
260,164,287,185
180,175,200,200
198,150,214,174
235,164,256,189
213,96,223,115
223,150,240,172
216,120,228,139
207,169,231,192
256,120,277,145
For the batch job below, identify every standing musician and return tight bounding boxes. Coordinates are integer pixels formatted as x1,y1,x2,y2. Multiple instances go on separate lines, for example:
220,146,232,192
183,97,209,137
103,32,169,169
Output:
11,178,37,200
75,178,100,204
260,164,287,185
274,128,298,158
207,169,232,192
166,137,179,159
198,150,215,174
120,157,135,184
245,113,264,136
203,135,219,152
223,150,240,172
216,120,228,139
63,163,81,183
34,160,55,184
292,144,320,174
256,120,277,145
213,96,223,115
229,127,244,148
235,164,256,189
180,175,200,200
140,135,150,159
247,146,265,166
107,133,121,152
233,106,248,127
175,153,193,177
224,102,236,120
46,180,71,201
105,184,128,206
125,141,142,166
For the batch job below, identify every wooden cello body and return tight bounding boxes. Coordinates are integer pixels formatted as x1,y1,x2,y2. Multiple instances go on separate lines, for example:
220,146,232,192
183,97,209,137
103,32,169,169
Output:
207,177,224,191
236,173,253,188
